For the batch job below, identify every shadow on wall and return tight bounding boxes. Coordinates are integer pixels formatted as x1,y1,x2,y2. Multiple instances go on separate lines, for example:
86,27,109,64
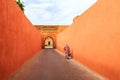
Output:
0,0,42,80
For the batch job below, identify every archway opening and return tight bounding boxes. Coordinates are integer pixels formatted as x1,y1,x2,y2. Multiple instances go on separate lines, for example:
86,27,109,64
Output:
44,36,54,48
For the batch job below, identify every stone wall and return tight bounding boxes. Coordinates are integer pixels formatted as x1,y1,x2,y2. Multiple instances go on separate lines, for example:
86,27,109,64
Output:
35,25,68,33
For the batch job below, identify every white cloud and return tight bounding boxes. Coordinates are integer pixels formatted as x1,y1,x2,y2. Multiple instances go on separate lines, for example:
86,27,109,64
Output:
22,0,97,25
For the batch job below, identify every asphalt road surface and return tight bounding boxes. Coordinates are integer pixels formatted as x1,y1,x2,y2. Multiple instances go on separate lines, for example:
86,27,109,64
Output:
9,49,107,80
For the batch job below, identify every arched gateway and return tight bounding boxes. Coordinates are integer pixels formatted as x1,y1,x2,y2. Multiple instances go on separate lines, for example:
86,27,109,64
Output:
44,36,54,48
35,25,69,49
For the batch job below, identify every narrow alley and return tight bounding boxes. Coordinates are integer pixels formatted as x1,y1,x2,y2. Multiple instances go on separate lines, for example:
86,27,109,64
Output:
9,49,106,80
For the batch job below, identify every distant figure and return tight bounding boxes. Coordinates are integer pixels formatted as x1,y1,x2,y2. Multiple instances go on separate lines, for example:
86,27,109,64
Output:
48,41,50,45
64,44,71,59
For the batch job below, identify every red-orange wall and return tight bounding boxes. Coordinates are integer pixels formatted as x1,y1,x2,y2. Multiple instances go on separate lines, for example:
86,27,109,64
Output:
0,0,42,80
57,0,120,80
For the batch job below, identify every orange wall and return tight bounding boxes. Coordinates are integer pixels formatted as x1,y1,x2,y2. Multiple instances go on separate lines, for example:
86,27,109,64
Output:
0,0,42,80
57,0,120,80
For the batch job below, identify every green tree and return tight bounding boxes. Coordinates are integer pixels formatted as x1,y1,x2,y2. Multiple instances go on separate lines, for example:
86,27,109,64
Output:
16,0,25,12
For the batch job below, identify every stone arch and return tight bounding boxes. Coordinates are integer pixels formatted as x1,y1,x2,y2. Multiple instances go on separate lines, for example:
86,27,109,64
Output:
44,36,55,48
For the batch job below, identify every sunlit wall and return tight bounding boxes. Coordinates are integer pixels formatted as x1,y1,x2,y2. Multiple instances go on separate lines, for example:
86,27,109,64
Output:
57,0,120,80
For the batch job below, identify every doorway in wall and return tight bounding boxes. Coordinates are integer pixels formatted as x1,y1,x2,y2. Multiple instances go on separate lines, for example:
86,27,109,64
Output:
44,36,54,48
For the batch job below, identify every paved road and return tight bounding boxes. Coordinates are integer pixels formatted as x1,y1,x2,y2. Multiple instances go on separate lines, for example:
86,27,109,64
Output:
9,49,106,80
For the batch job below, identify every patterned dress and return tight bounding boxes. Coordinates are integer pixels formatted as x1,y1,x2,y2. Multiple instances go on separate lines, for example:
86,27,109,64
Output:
64,45,70,58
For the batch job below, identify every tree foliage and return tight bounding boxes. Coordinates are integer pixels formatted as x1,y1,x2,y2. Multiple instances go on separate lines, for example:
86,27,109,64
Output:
16,0,25,12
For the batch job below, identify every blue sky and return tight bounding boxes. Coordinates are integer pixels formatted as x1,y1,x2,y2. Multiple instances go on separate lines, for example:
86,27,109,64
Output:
22,0,97,25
